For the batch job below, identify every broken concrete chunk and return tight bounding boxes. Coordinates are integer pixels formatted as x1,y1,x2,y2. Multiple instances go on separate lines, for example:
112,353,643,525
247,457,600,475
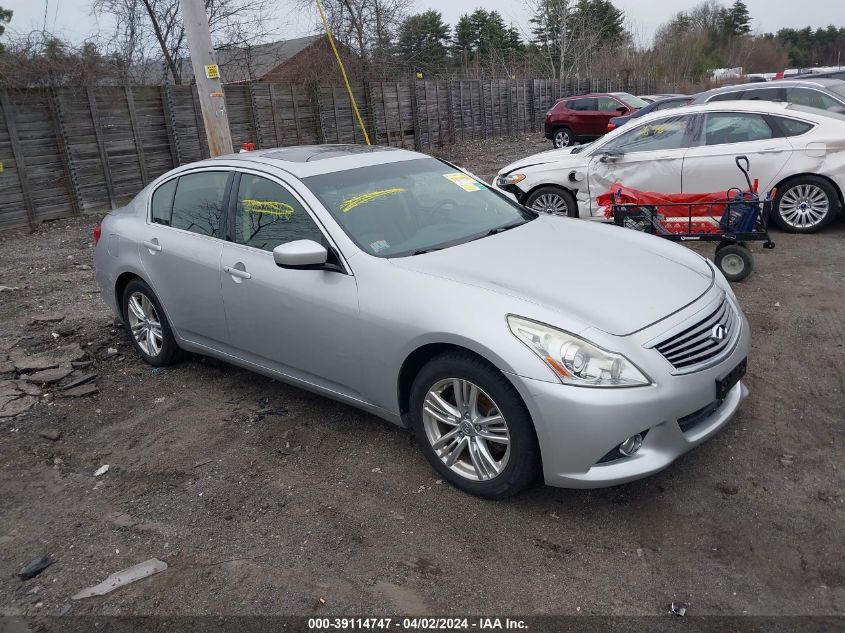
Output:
61,374,97,391
14,344,86,373
31,314,66,324
24,367,74,385
0,396,37,418
39,428,62,441
71,360,94,370
0,360,15,374
71,558,167,600
16,554,55,581
13,381,43,396
62,384,98,398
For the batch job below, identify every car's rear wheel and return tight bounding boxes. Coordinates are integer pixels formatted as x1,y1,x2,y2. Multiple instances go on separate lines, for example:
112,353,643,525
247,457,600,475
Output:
122,279,181,367
552,127,574,148
409,352,540,499
772,176,838,233
525,186,577,217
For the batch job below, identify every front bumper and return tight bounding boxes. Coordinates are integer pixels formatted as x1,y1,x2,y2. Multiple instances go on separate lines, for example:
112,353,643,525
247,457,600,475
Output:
506,293,751,488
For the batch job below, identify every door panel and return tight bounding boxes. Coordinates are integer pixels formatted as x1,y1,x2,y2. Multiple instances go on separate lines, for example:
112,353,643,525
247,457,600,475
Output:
219,172,363,397
138,170,230,346
586,114,695,216
682,112,793,194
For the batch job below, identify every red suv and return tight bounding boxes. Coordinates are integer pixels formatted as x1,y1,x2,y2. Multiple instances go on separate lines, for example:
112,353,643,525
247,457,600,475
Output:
544,92,648,147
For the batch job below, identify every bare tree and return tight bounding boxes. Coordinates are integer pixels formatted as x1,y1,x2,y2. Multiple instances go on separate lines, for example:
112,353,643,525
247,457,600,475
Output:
301,0,412,78
93,0,277,84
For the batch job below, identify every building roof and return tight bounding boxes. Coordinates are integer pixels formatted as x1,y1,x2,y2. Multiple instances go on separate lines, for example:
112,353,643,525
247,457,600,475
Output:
181,35,325,84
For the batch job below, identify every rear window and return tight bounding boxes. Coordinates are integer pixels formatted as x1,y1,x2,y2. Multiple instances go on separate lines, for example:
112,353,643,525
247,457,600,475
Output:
615,93,649,109
708,91,744,102
566,98,596,111
773,116,814,136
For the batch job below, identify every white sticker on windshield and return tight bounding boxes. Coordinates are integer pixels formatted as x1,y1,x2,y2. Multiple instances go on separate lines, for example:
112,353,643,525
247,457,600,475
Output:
369,239,390,253
443,172,481,192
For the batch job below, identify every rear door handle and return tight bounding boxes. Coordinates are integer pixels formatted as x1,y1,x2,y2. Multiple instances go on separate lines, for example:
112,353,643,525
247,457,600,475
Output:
224,265,251,280
142,239,162,252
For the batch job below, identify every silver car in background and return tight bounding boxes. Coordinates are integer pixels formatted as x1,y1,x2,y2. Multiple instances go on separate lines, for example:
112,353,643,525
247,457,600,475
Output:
94,145,750,498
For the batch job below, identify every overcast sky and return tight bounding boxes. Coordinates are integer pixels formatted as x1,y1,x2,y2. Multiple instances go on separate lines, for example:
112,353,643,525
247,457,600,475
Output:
6,0,845,47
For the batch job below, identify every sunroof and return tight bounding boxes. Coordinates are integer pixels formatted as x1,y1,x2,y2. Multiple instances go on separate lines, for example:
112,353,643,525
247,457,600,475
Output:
262,145,399,163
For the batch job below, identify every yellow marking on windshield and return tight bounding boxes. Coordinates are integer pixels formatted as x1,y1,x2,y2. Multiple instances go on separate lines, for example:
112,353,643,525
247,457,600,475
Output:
340,188,407,213
443,172,481,192
243,199,295,218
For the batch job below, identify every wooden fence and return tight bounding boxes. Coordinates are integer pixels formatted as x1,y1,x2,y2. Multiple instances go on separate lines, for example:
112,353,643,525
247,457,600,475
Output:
0,76,656,233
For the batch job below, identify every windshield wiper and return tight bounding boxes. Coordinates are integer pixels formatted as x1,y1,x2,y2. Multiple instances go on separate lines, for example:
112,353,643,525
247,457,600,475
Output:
485,220,526,236
412,247,443,255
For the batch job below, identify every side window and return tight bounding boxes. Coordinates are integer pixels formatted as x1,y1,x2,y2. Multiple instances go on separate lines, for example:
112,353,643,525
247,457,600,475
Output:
704,113,774,145
151,178,177,226
566,98,597,111
170,171,229,237
774,116,814,136
234,174,324,252
786,87,840,111
603,115,694,153
742,88,781,101
597,96,622,112
708,91,744,102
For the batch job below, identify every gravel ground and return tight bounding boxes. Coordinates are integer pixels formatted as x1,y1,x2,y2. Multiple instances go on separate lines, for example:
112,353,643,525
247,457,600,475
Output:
0,136,843,619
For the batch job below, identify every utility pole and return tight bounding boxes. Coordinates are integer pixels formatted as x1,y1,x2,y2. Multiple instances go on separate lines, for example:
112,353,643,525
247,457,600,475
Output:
179,0,234,156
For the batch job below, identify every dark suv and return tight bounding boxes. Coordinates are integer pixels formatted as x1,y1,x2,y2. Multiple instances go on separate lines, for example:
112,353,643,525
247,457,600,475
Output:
544,92,648,147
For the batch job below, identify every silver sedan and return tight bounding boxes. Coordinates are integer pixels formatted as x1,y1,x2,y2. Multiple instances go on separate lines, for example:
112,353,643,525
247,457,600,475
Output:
93,145,750,498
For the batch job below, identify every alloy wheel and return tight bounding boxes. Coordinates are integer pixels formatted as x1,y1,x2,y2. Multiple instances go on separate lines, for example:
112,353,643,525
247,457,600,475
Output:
554,129,570,148
127,291,163,357
422,378,510,482
779,184,829,230
531,193,569,215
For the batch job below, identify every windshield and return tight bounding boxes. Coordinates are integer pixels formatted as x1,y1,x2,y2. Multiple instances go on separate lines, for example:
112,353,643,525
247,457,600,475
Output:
303,158,535,258
615,93,650,109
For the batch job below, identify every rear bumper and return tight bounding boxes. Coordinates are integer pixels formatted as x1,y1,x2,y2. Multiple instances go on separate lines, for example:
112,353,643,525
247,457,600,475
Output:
506,306,751,488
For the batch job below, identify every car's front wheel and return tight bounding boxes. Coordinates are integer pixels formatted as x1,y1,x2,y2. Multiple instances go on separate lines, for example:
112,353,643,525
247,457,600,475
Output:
122,278,182,366
772,176,838,233
525,186,577,217
552,127,574,148
409,352,540,499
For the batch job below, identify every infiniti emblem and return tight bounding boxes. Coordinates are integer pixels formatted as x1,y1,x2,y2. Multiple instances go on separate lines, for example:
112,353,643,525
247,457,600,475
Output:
711,323,727,342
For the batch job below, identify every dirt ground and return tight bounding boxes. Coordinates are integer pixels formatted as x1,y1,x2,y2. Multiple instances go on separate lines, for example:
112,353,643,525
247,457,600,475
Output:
0,136,843,619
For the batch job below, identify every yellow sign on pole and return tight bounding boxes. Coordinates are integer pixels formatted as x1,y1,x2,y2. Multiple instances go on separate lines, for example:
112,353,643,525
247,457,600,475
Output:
204,64,220,79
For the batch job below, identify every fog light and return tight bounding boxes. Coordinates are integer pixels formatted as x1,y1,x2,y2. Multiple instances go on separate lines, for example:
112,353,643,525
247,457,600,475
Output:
618,434,643,457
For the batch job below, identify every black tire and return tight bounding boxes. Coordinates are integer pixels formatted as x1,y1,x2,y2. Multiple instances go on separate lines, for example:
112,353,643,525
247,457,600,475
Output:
714,244,753,282
121,278,182,367
525,186,578,217
771,176,838,233
409,352,541,499
552,126,574,148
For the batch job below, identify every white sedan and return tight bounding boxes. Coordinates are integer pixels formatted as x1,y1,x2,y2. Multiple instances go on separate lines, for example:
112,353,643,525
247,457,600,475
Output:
494,101,845,233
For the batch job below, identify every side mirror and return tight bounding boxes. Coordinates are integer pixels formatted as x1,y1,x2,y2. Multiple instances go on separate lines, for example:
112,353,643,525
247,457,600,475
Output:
273,240,328,269
616,106,628,113
599,150,624,164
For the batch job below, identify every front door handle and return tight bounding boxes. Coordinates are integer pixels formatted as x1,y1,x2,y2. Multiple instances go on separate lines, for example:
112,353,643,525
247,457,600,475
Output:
142,239,162,252
224,264,252,280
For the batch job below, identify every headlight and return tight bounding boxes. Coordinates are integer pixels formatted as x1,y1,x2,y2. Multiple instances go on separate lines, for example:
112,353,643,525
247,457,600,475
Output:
496,173,525,187
507,316,651,387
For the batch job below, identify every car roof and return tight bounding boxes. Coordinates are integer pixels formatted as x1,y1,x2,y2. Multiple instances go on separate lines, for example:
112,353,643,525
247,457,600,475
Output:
703,78,844,94
206,144,427,178
628,99,838,125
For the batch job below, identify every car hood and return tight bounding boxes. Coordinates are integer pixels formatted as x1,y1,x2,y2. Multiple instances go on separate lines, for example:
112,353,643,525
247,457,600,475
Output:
390,216,713,337
499,146,590,175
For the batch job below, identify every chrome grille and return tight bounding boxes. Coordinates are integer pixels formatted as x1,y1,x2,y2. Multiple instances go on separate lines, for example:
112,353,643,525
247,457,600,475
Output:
654,298,738,370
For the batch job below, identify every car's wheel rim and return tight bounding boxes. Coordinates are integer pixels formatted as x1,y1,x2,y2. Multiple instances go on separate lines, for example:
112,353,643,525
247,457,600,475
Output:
127,291,163,356
555,130,569,147
531,193,569,215
720,253,745,276
422,378,510,482
779,184,829,229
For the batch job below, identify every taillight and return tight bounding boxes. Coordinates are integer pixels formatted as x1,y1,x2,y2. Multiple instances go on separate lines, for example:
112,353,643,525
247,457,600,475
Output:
93,223,102,244
607,123,616,132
